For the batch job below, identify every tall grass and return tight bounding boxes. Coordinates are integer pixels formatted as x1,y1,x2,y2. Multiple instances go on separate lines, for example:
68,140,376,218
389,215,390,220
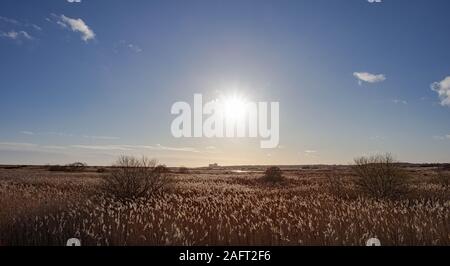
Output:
0,166,448,246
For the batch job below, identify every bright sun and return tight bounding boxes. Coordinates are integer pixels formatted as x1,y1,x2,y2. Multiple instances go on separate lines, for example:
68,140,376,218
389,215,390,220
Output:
222,94,248,121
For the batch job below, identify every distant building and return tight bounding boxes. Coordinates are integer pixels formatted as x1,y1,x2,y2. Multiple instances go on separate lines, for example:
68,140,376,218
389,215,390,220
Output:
209,163,219,168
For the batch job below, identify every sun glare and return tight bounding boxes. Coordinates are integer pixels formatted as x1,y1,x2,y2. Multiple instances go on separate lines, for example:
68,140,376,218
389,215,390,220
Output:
222,94,248,122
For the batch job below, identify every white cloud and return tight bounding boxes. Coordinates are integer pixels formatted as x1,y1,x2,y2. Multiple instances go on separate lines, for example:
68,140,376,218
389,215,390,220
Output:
70,144,199,153
353,72,386,85
0,16,42,31
20,131,35,135
115,40,143,53
392,99,407,105
32,24,42,31
0,142,37,147
153,144,199,153
127,43,143,53
303,150,318,158
0,142,69,154
205,146,216,150
433,135,450,140
431,76,450,107
40,145,67,150
20,130,119,139
19,31,32,39
82,135,120,140
42,131,74,137
0,16,19,25
370,136,386,141
71,145,133,151
67,0,82,2
56,20,67,28
0,142,38,151
1,30,33,41
57,15,95,42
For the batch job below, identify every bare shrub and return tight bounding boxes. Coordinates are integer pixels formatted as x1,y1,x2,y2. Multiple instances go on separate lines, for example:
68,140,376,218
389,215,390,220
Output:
47,165,67,172
178,166,189,174
96,167,107,173
154,165,170,174
102,156,170,200
66,162,87,172
262,166,284,183
47,162,87,172
353,153,408,199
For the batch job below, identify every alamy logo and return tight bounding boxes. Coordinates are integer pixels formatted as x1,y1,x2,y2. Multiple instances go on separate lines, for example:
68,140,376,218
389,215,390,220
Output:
170,94,280,148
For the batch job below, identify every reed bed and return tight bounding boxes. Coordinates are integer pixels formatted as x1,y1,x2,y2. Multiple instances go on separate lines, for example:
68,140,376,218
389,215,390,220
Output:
0,168,448,246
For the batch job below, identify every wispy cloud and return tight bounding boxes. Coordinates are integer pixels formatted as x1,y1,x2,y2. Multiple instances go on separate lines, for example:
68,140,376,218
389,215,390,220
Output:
153,144,199,153
370,135,386,141
302,150,319,158
433,135,450,140
392,99,407,105
0,142,69,154
42,131,75,137
0,142,199,154
0,142,38,151
40,145,67,150
0,16,42,31
0,142,37,147
0,16,19,25
56,14,95,42
19,130,121,140
1,30,33,41
353,72,386,85
67,0,82,3
431,76,450,107
114,40,143,53
31,24,42,31
126,43,142,53
70,144,199,153
20,131,35,135
82,135,120,140
71,145,133,151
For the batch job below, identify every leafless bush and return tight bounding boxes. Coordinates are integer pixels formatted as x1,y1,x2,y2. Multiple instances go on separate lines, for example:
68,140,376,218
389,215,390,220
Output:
96,167,107,173
353,154,408,199
262,166,284,183
47,165,66,172
154,165,170,173
102,156,170,200
66,162,87,172
48,162,87,172
178,166,189,174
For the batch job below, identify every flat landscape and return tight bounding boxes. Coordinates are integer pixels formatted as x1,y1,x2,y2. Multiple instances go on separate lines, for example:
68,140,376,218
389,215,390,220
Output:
0,164,448,246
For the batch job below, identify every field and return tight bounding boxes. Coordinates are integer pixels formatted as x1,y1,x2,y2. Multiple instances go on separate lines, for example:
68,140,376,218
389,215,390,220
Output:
0,165,448,246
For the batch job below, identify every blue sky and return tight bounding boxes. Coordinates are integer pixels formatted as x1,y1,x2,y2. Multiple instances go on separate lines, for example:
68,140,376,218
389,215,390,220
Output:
0,0,449,166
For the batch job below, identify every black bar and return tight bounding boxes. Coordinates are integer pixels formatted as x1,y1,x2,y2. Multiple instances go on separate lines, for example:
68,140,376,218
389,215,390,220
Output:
0,247,447,265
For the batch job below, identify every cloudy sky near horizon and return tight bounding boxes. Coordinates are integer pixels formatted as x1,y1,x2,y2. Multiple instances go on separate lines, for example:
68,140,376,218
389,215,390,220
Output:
0,0,449,166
